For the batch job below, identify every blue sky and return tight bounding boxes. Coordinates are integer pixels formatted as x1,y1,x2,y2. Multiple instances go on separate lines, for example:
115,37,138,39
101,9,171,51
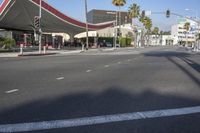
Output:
1,0,200,30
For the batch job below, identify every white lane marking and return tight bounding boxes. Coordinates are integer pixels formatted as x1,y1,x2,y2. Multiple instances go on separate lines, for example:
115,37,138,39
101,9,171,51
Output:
56,77,64,80
5,89,19,94
1,106,200,132
104,65,109,68
86,70,92,73
118,62,121,64
127,59,131,62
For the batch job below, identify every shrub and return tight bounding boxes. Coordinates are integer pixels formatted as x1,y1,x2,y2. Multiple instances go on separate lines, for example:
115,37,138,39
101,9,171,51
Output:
119,37,132,47
0,38,16,49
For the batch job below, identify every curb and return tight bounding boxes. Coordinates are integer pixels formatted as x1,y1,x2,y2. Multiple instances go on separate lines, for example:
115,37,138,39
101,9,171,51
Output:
18,53,58,57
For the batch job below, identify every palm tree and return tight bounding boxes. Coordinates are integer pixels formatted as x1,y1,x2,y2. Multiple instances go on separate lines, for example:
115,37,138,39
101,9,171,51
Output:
128,4,140,23
184,22,190,47
152,27,159,45
112,0,126,43
152,27,159,35
112,0,126,7
141,16,152,46
128,3,140,47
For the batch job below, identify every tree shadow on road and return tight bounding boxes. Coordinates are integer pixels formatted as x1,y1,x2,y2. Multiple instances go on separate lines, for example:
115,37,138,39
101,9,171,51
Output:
143,51,200,87
0,87,200,133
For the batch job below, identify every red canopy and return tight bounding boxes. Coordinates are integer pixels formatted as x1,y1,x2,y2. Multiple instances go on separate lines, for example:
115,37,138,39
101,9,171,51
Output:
0,0,114,35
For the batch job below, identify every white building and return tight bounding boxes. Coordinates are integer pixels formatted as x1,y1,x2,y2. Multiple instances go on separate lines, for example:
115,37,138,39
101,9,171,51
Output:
75,24,134,39
149,35,174,46
171,17,199,46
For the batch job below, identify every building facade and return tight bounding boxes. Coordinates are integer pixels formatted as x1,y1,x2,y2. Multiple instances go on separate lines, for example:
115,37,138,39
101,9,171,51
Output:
87,9,132,25
171,17,199,46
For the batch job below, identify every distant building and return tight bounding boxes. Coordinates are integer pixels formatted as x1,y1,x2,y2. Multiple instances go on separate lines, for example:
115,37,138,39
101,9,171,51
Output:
171,17,199,46
149,35,174,46
87,9,132,25
75,24,134,38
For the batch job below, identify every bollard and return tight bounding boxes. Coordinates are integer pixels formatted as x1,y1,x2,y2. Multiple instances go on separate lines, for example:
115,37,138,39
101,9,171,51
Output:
20,44,23,55
43,46,46,54
82,44,84,51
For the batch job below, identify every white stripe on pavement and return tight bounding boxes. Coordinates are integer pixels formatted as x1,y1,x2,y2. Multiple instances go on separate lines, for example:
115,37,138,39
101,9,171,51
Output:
104,65,109,68
56,77,64,80
1,106,200,132
86,70,92,73
5,89,19,94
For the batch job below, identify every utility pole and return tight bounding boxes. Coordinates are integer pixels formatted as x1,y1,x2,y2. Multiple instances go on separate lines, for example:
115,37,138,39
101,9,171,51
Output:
84,0,89,50
38,0,42,53
114,11,117,49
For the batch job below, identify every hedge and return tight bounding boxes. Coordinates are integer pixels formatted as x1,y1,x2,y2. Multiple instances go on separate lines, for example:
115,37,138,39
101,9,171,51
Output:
0,38,16,49
119,37,132,47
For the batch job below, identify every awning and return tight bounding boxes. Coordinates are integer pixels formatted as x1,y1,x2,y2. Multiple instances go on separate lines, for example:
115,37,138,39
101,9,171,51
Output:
0,0,114,35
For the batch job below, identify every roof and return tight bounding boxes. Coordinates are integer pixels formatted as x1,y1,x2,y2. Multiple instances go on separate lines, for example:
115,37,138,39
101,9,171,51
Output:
0,0,114,35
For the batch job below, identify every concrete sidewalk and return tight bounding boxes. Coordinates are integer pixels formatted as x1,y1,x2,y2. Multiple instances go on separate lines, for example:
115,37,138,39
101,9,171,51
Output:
0,48,119,57
0,50,82,58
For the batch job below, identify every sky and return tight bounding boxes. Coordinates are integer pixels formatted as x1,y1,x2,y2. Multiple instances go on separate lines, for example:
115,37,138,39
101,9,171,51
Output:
1,0,200,31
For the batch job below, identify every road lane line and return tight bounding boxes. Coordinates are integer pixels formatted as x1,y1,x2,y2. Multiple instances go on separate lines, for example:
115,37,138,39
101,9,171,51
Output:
1,106,200,132
5,89,19,94
104,65,109,68
86,70,92,73
56,77,64,80
118,62,121,64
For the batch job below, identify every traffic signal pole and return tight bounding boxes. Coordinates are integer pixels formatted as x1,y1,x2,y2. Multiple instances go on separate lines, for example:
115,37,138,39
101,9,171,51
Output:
84,0,89,50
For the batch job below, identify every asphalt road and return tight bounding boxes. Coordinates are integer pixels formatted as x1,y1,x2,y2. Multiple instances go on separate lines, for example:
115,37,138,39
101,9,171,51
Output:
0,46,200,133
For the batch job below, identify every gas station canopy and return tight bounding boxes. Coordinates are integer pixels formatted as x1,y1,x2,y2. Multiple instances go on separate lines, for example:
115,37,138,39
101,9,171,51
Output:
0,0,114,35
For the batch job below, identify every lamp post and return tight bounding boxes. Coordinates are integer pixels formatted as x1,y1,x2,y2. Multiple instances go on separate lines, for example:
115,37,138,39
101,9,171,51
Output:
84,0,89,50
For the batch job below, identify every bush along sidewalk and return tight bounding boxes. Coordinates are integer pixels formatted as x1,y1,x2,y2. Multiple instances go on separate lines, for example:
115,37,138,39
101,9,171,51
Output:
0,37,16,50
119,37,132,47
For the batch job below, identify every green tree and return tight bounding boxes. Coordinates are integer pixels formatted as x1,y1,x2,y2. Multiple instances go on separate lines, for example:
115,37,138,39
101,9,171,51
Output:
152,27,160,45
128,3,140,47
112,0,126,45
152,27,159,35
112,0,126,29
128,3,140,22
184,22,190,46
0,38,16,50
140,16,152,46
184,22,190,31
112,0,126,6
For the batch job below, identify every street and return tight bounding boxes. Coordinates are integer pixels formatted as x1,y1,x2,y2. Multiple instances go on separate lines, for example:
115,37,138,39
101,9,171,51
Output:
0,46,200,133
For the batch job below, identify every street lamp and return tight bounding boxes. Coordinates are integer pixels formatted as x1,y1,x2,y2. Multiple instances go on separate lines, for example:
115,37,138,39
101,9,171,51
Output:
84,0,89,50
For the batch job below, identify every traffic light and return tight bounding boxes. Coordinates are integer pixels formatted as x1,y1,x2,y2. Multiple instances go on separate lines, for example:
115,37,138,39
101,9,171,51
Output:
166,10,170,18
34,16,40,29
141,10,145,18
